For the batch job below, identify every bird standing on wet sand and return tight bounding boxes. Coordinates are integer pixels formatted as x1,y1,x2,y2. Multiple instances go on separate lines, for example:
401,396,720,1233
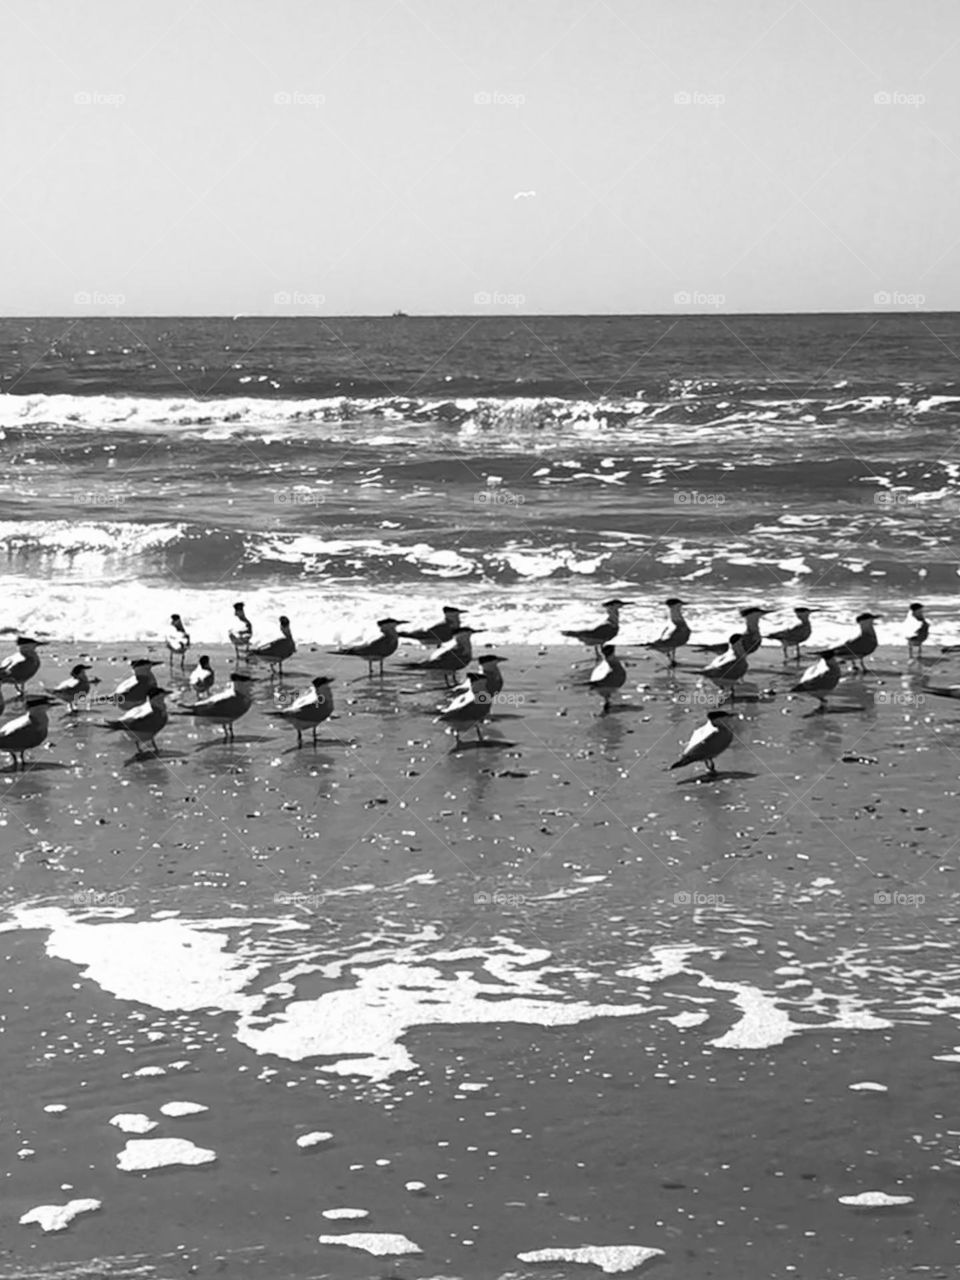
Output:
562,599,627,656
670,709,735,777
400,626,479,686
103,687,170,757
189,655,215,695
177,672,256,741
399,605,467,647
0,694,55,770
585,643,627,714
435,671,492,748
269,675,334,748
166,614,191,671
702,634,749,701
478,653,507,697
834,612,881,674
332,618,408,676
249,615,296,678
52,663,100,713
229,601,253,662
114,659,162,710
699,607,769,657
906,603,929,660
791,649,842,712
767,607,817,662
0,636,46,699
643,598,690,667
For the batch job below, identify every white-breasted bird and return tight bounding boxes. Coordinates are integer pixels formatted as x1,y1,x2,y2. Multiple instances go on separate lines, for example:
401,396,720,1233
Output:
52,663,100,713
834,612,881,673
906,602,929,659
0,694,55,770
103,686,170,757
249,615,296,677
189,655,215,695
177,672,256,741
400,626,479,685
398,605,467,647
435,671,492,748
478,653,507,697
643,597,691,667
585,643,627,714
562,599,628,655
702,633,749,700
767,606,818,662
670,709,735,777
0,636,46,699
269,675,335,748
114,659,162,710
699,607,769,657
166,614,191,670
229,601,253,662
331,617,408,676
790,649,842,712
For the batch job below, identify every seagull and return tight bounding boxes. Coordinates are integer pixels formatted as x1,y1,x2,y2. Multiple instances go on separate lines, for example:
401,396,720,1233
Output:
176,672,256,741
114,659,162,710
400,626,479,685
834,612,881,674
103,686,170,757
0,636,46,699
670,709,735,777
702,633,749,701
767,607,817,662
399,606,467,647
478,653,507,697
249,615,296,677
331,618,408,676
189,655,215,695
698,608,769,657
585,643,627,714
906,602,929,659
269,676,334,748
562,599,628,655
790,649,842,712
229,601,253,662
0,694,55,770
52,663,100,713
643,597,691,667
166,614,191,671
435,671,492,748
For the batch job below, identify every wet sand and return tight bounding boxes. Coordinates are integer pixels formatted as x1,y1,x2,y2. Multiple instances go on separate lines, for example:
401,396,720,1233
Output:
4,640,960,1278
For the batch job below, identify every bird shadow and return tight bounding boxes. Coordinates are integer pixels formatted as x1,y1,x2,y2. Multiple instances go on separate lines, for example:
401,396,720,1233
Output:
122,749,187,766
490,712,524,721
800,704,866,718
599,703,644,715
280,737,353,755
2,761,69,774
676,769,758,785
193,734,274,751
449,739,517,753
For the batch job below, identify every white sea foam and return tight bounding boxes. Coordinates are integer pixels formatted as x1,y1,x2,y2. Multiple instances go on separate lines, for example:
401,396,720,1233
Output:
321,1208,369,1220
20,1199,101,1232
110,1113,158,1134
117,1138,216,1171
838,1191,912,1207
159,1101,208,1117
517,1244,664,1273
317,1232,421,1256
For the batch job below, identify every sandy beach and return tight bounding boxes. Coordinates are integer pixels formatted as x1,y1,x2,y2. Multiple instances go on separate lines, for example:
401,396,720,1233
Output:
3,639,960,1278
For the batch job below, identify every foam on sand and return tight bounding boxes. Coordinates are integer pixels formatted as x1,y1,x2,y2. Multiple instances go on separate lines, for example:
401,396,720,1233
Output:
296,1131,333,1148
321,1208,369,1220
849,1082,887,1092
20,1199,101,1232
110,1113,158,1134
517,1244,665,1273
317,1232,421,1256
159,1101,208,1117
838,1192,913,1207
117,1138,217,1171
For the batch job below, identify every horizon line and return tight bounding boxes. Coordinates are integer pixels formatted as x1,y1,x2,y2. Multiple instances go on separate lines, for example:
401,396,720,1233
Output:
1,309,954,320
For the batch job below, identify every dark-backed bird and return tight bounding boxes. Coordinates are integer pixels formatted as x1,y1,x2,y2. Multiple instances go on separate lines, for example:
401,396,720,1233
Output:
435,671,492,748
791,649,842,712
561,599,628,655
399,606,467,647
52,663,100,713
332,618,407,676
104,687,170,757
114,659,162,711
906,602,929,659
767,607,817,662
400,626,479,685
229,601,253,662
166,614,190,670
250,615,296,677
643,597,691,667
270,676,335,748
702,633,749,700
189,655,215,695
478,653,507,697
585,643,627,714
0,636,46,699
0,694,55,770
834,612,881,674
670,709,735,777
699,607,769,657
177,672,256,741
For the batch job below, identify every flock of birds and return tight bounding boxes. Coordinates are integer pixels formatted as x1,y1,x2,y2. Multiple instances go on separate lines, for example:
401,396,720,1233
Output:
0,597,955,777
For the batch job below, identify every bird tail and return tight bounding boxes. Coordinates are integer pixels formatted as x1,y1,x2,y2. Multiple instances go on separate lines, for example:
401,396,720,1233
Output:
926,687,959,700
669,758,687,770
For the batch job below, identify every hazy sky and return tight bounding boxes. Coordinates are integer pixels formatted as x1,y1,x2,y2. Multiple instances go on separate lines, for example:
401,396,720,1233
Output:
3,0,959,314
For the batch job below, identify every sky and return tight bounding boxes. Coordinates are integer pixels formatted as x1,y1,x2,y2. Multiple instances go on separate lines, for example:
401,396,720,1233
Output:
2,0,959,315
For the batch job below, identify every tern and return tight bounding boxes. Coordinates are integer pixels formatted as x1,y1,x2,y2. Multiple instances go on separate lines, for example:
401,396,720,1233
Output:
670,709,735,777
52,663,100,713
269,675,334,748
166,614,191,671
435,671,492,748
790,649,842,712
643,598,690,667
478,653,507,697
177,672,256,741
103,687,170,757
562,599,628,655
702,633,749,701
584,643,627,714
399,605,467,648
229,601,253,662
699,607,769,657
0,636,46,699
834,612,881,674
906,602,929,659
189,655,215,695
767,607,818,662
331,617,408,676
114,659,162,710
0,694,55,770
400,626,479,685
249,615,296,677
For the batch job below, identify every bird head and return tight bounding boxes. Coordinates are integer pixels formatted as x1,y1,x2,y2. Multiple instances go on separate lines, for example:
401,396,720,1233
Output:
479,654,506,664
707,709,734,722
25,694,55,708
312,676,334,687
664,597,686,607
17,637,45,649
230,673,257,684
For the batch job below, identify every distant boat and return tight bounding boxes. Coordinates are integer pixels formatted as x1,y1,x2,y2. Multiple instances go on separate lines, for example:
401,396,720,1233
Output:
392,309,408,318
